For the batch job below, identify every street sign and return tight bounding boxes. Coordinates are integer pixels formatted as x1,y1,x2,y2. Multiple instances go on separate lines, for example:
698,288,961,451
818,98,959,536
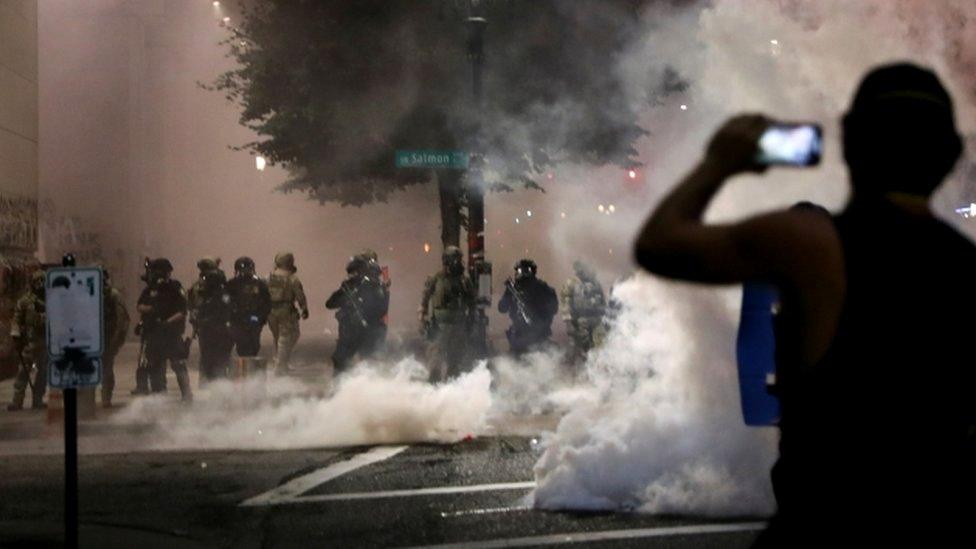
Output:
395,150,468,169
45,267,103,388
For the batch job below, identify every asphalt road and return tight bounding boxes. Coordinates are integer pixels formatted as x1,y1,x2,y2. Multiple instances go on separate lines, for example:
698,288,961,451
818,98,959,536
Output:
0,338,765,548
0,436,764,548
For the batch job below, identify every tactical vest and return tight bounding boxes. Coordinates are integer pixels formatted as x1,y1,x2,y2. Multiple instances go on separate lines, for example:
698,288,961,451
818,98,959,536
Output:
22,295,46,343
268,272,294,304
236,278,264,314
571,279,605,318
432,274,470,324
196,289,229,325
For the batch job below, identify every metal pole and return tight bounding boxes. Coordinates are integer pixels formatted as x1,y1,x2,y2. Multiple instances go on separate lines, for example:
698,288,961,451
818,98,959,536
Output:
64,387,78,549
466,14,490,357
62,253,79,549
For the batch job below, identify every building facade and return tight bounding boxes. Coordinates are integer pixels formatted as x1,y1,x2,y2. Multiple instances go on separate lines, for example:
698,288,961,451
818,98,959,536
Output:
0,0,38,378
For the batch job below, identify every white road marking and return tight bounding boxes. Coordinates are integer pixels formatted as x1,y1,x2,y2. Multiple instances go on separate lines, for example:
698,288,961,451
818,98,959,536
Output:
240,445,408,506
276,481,536,505
407,522,767,548
440,506,530,518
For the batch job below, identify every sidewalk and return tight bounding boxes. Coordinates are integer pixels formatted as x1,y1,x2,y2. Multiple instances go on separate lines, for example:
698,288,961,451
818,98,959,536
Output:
0,520,214,549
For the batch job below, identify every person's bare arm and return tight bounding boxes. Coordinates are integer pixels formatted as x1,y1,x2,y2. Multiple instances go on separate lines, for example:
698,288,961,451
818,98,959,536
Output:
634,115,828,285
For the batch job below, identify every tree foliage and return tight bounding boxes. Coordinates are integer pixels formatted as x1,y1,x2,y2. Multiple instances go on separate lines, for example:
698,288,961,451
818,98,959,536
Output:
215,0,655,206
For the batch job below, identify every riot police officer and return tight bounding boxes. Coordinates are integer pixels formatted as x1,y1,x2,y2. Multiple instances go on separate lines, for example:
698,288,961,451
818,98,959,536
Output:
560,260,607,364
326,256,389,373
188,257,232,383
267,252,309,375
227,256,271,360
354,248,391,348
135,258,192,401
499,259,559,356
7,270,47,411
420,246,476,382
101,270,130,407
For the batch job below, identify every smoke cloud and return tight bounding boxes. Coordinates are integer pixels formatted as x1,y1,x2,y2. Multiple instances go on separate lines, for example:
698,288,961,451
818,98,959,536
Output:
532,275,777,516
112,359,492,450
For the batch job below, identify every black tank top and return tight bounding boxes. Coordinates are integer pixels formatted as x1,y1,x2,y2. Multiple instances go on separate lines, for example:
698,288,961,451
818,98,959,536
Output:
770,198,976,541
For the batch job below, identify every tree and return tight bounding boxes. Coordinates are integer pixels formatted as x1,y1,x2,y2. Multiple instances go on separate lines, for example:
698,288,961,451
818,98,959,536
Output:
214,0,658,249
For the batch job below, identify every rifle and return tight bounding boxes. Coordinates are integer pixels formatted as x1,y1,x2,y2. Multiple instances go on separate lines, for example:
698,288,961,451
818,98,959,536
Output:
135,327,149,372
504,279,533,326
340,281,369,328
15,346,35,392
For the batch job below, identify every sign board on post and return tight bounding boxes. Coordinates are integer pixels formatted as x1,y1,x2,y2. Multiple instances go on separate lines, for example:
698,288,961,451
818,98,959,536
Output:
395,150,469,170
46,267,103,389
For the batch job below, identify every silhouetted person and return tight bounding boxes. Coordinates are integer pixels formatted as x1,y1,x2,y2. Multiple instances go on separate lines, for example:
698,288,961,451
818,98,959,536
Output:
634,63,972,547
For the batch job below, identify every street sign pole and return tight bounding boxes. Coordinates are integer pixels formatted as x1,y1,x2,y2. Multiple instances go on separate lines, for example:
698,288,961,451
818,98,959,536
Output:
46,252,103,549
466,14,491,358
61,252,79,549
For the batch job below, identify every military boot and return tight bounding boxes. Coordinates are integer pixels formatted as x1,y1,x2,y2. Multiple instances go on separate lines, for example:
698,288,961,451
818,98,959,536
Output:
7,392,25,412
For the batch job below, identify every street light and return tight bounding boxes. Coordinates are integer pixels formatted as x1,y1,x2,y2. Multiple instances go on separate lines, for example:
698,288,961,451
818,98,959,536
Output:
255,156,266,171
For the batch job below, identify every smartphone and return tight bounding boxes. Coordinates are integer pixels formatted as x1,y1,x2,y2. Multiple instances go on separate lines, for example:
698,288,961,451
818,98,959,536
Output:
755,123,822,166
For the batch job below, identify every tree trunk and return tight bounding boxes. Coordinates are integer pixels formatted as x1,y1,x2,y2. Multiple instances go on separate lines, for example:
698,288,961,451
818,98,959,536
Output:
437,170,463,251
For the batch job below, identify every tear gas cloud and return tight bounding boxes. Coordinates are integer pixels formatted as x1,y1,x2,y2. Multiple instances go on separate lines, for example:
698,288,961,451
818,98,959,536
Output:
41,0,976,519
112,360,493,450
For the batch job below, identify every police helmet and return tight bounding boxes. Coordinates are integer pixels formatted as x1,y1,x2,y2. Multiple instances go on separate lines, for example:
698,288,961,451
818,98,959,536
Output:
201,269,226,287
149,258,173,273
234,256,256,274
514,258,537,279
357,248,379,263
346,256,368,275
573,260,595,280
274,252,296,272
197,256,221,273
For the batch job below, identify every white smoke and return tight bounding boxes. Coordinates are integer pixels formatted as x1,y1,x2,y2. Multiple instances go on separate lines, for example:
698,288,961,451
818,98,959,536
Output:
111,359,492,450
532,275,777,516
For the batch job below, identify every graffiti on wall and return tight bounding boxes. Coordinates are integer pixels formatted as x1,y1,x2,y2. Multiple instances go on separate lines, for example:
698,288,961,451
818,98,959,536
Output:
0,194,38,252
37,199,132,302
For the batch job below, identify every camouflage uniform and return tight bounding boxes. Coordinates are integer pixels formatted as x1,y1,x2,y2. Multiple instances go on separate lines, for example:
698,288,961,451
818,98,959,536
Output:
560,261,607,365
267,252,308,375
420,247,475,382
188,258,232,383
100,274,130,407
8,271,47,410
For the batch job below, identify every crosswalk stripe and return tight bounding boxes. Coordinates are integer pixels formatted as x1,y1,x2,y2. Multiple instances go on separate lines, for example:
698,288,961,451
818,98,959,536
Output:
240,445,409,506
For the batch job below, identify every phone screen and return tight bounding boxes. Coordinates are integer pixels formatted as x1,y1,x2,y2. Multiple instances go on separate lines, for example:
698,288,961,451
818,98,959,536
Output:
756,124,822,166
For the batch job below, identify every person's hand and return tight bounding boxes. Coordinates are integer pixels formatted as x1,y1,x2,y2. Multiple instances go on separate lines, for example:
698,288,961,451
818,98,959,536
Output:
301,309,310,320
703,114,770,176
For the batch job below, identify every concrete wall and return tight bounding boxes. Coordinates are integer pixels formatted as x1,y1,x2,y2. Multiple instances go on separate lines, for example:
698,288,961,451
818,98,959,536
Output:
0,0,38,253
0,0,38,378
